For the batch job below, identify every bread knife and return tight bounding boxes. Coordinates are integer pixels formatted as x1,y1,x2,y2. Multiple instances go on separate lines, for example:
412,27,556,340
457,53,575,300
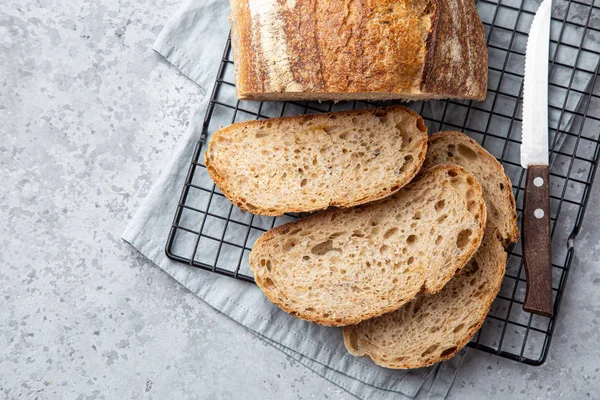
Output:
521,0,553,317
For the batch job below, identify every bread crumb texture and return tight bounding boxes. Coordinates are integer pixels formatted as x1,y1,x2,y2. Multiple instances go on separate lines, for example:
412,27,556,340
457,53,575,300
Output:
250,164,486,326
342,131,519,369
206,106,428,215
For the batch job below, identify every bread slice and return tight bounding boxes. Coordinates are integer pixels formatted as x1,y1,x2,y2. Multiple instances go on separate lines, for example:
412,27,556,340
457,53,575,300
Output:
205,106,428,216
343,131,519,369
249,164,487,326
229,0,487,101
423,131,519,245
343,230,506,368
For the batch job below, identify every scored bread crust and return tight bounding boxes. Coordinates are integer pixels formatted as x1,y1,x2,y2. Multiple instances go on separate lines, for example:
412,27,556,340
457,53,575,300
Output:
249,164,487,327
229,0,487,101
342,131,519,369
424,131,519,244
205,106,428,216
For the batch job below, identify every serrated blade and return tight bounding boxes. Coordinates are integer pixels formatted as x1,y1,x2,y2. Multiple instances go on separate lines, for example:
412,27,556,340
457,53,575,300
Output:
521,0,552,168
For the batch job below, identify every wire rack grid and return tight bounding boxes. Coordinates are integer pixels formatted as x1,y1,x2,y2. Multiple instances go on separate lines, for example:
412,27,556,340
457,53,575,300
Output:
165,0,600,366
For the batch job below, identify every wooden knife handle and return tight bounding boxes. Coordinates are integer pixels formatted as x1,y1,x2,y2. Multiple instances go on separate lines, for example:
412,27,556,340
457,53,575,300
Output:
522,164,553,317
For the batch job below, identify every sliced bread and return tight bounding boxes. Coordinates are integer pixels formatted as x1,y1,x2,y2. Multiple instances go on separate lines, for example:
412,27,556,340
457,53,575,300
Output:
423,131,519,245
249,164,487,326
205,106,428,216
343,131,519,369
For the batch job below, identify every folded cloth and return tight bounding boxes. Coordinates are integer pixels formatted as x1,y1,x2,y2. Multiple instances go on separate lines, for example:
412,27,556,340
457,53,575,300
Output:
122,0,464,398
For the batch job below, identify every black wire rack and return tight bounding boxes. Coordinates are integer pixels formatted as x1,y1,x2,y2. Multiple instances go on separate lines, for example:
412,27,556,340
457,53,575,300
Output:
166,0,600,366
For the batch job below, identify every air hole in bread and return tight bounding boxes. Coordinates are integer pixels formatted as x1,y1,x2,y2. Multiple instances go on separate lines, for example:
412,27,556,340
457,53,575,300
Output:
300,178,308,187
467,200,478,213
413,211,422,220
406,235,418,245
453,323,465,333
329,232,344,239
448,170,458,177
458,144,477,160
500,182,505,191
466,176,475,186
435,235,443,245
405,154,414,162
440,347,458,358
311,240,341,256
351,231,365,238
407,256,415,265
245,202,258,211
303,255,310,261
456,229,473,249
437,214,448,223
266,260,272,272
262,277,274,289
255,131,269,138
305,307,316,313
379,245,390,255
412,298,425,314
435,199,446,212
288,228,302,235
447,152,454,157
421,344,439,357
384,227,399,239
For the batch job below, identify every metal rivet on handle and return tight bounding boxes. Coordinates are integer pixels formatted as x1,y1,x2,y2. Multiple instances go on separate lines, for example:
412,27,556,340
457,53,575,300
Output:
534,177,544,187
535,209,545,219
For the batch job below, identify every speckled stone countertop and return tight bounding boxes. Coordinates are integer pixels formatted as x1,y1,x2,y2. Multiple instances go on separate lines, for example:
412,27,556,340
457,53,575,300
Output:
1,1,599,399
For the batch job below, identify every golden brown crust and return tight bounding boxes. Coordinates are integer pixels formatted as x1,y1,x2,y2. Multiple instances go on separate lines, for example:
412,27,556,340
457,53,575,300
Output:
249,164,487,326
205,105,428,216
229,0,487,101
425,131,519,244
421,0,488,100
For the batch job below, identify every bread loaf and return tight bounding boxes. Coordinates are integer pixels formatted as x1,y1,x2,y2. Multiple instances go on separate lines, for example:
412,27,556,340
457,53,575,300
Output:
343,131,519,368
229,0,488,101
205,106,428,216
250,165,487,326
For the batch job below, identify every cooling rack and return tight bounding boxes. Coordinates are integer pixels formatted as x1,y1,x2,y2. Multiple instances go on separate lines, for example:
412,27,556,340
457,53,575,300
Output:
165,0,600,365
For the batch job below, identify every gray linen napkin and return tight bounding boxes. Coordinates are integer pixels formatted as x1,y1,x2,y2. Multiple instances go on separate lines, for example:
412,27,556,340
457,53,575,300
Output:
122,0,464,398
123,0,598,398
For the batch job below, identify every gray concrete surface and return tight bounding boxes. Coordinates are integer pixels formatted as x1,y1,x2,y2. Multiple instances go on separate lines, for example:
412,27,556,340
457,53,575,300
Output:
1,1,599,399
